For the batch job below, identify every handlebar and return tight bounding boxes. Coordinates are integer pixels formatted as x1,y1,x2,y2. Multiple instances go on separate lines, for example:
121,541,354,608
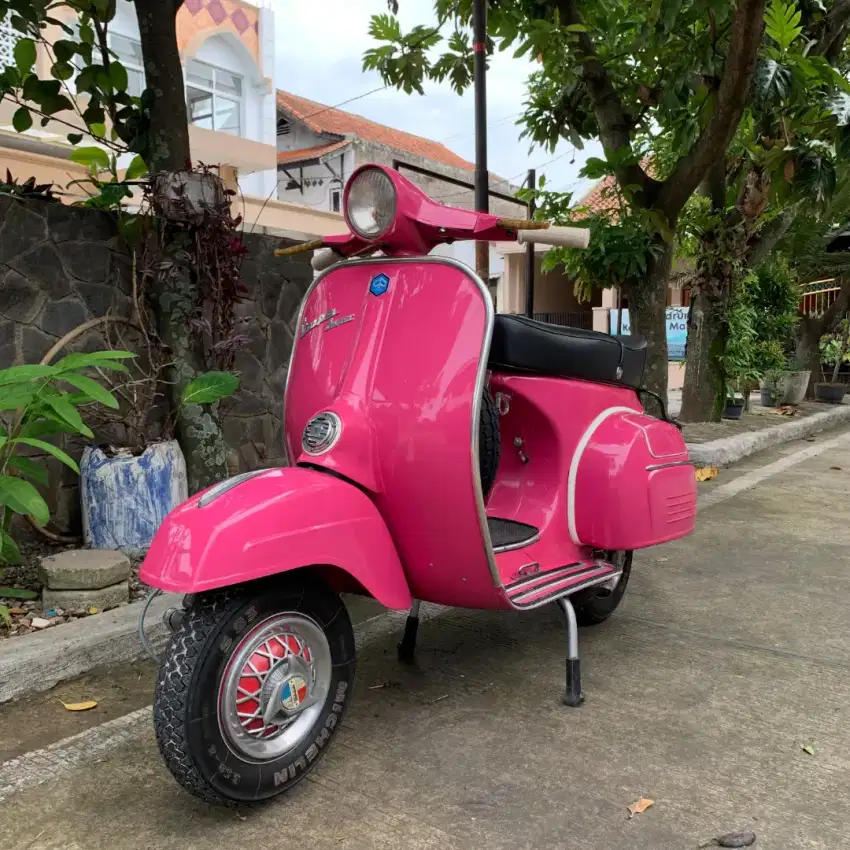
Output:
517,225,590,250
274,239,324,257
274,223,590,261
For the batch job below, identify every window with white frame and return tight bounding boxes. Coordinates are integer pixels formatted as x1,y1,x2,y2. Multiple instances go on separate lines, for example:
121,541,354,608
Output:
109,33,145,97
0,17,21,69
185,58,242,136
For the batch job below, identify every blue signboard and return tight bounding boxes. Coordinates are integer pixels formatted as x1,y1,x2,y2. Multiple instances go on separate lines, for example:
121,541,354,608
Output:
610,307,689,361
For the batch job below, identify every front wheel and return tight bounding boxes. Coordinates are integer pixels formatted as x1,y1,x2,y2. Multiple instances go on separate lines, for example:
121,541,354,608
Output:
572,550,633,626
153,576,355,806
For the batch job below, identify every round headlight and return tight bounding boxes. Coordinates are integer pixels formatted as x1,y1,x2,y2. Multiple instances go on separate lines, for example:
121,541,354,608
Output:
345,168,396,240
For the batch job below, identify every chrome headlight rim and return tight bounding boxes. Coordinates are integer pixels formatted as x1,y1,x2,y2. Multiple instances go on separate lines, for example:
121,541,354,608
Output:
344,167,397,241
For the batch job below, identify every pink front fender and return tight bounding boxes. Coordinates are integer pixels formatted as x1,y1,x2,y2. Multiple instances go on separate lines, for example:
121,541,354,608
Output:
139,467,412,610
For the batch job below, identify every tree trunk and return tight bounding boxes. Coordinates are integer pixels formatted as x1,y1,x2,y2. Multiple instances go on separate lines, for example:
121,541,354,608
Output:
795,315,824,397
134,0,191,172
156,240,229,494
625,242,672,411
680,288,726,421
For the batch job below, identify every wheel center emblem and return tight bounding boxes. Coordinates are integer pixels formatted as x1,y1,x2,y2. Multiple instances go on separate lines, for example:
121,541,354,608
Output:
280,675,308,712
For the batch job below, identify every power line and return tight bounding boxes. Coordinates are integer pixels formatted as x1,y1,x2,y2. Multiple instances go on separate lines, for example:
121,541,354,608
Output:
438,111,521,143
431,149,576,203
299,86,390,121
297,25,446,123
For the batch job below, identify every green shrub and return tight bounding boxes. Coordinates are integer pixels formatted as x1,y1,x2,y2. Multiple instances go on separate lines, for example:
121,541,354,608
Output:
0,351,134,624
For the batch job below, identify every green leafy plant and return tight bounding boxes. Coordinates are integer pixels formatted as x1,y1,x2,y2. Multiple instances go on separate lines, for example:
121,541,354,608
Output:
0,351,134,625
181,371,239,407
164,371,239,440
0,0,152,157
67,147,147,211
820,318,850,383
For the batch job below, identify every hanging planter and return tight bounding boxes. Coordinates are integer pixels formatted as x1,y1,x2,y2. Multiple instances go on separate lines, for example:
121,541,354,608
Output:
80,441,188,554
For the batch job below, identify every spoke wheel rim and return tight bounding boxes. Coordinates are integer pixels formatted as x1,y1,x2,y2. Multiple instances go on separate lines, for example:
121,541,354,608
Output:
218,612,331,763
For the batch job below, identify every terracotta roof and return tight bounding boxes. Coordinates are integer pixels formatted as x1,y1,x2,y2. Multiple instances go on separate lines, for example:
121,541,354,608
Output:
276,90,475,171
574,175,620,217
277,140,349,166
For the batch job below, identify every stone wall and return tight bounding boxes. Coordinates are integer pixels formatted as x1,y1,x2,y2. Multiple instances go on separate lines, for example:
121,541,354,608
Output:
0,195,310,531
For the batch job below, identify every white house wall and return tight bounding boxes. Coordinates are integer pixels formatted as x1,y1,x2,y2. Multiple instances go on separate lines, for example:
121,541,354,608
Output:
100,2,275,198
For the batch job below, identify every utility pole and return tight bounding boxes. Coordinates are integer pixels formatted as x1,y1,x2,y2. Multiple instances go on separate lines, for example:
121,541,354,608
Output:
473,0,489,281
524,167,536,318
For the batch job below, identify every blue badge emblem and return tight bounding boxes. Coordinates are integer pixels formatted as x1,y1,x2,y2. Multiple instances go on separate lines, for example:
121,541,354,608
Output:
369,273,390,297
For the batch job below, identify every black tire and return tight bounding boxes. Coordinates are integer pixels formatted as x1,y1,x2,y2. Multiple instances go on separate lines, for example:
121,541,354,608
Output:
153,576,355,806
479,390,501,498
573,551,633,626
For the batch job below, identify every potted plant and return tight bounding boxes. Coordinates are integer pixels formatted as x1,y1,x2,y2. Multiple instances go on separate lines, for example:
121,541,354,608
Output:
722,387,746,420
79,369,239,554
759,370,779,407
814,319,850,403
776,366,812,405
33,318,239,554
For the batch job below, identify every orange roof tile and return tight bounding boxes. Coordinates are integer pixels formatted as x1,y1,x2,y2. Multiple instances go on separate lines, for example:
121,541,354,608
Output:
277,140,349,165
276,90,475,172
575,175,620,217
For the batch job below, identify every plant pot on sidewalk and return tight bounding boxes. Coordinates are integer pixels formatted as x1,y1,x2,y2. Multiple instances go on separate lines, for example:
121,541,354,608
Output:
722,401,745,420
814,382,847,404
80,440,188,554
777,370,811,405
759,379,776,407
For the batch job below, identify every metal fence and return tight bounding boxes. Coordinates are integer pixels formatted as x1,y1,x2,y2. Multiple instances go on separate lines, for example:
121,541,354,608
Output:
530,311,594,330
800,279,840,316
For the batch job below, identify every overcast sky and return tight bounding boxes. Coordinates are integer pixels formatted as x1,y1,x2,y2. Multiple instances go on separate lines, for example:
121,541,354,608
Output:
273,0,601,201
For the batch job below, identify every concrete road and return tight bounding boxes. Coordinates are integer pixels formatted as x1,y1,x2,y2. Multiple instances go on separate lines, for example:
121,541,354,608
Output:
2,427,850,850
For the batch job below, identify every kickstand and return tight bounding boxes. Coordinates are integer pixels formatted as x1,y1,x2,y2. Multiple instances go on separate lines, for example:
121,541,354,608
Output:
397,600,421,664
558,596,583,707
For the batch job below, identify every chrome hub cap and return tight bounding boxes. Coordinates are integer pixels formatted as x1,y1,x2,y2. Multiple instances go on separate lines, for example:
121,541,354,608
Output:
218,613,331,762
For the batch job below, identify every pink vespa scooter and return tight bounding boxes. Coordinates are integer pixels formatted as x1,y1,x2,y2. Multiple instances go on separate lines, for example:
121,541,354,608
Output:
140,164,697,806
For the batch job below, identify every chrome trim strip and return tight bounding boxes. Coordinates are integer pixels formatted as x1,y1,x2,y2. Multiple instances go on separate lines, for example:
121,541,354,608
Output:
566,406,636,547
197,469,270,508
493,533,540,554
512,569,623,610
505,561,588,594
645,460,694,471
283,254,499,588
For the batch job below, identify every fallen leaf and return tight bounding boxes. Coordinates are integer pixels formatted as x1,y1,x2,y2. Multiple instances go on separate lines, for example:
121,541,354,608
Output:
9,608,25,616
695,466,718,482
802,743,815,755
830,466,842,471
87,606,99,615
627,797,654,818
60,700,98,712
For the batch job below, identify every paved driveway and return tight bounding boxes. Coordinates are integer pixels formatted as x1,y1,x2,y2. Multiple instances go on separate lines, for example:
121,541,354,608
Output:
2,428,850,850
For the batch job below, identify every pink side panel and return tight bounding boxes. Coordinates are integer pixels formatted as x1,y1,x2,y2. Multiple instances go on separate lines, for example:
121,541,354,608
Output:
139,467,412,609
285,260,503,609
574,414,696,550
487,374,641,586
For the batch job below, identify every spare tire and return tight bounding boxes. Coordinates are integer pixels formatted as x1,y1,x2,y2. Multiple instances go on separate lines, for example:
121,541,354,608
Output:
479,390,501,499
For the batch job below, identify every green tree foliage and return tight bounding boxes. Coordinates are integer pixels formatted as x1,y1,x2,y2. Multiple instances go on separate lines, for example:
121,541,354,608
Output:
0,0,151,158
